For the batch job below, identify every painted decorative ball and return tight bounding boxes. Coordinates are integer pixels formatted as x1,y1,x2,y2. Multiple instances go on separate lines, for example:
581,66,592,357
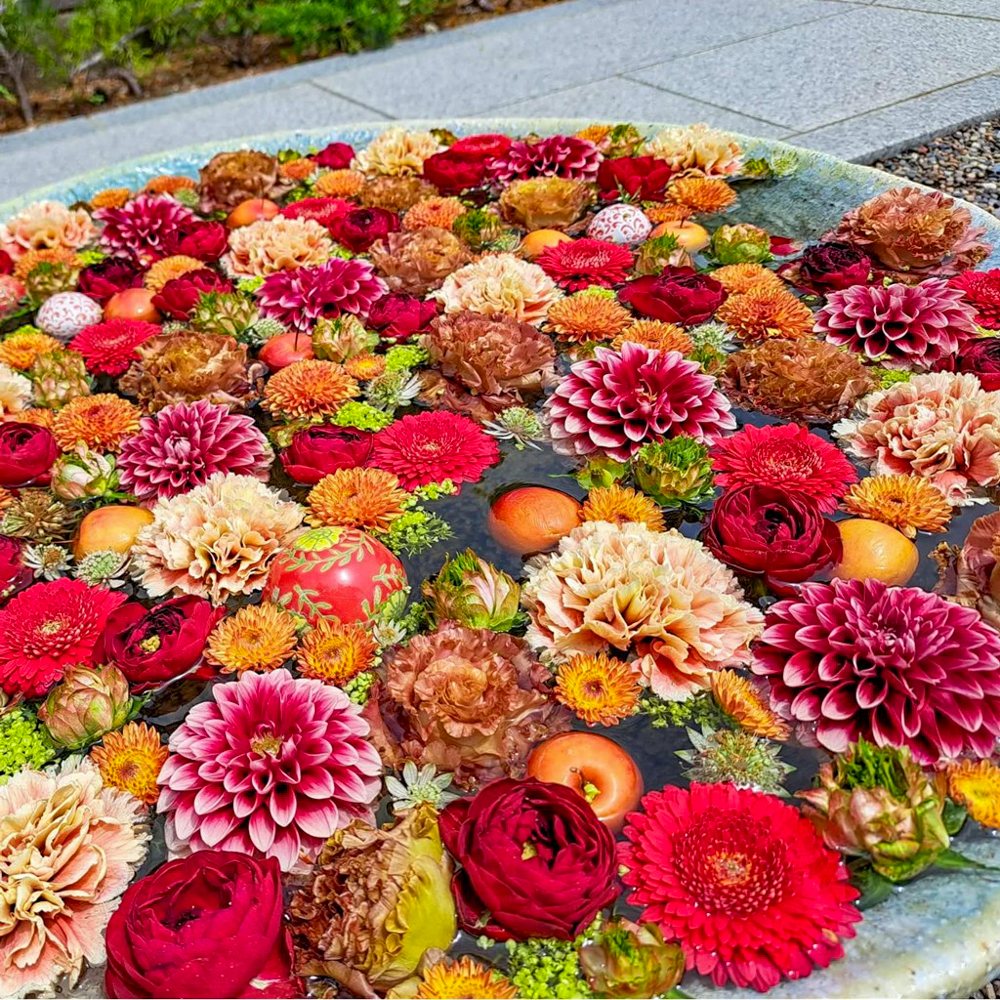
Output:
263,525,407,625
587,204,653,245
36,291,103,341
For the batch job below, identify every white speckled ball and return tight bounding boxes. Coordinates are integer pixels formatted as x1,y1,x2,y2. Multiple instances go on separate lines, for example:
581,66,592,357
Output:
35,292,102,341
587,204,653,245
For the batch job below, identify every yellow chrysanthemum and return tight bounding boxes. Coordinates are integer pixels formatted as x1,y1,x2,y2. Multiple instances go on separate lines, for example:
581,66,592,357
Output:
711,669,790,740
547,293,632,344
583,484,665,531
262,359,359,419
612,319,693,354
314,169,366,198
52,393,140,451
90,188,132,209
279,157,318,182
716,285,814,342
554,652,641,726
307,467,409,533
14,247,80,283
413,958,518,1000
667,175,738,215
712,262,784,295
947,759,1000,829
0,330,61,370
90,721,168,806
143,255,205,293
842,475,952,538
143,175,196,195
205,603,300,674
296,616,379,686
344,352,387,380
644,203,694,224
403,196,466,232
574,125,611,147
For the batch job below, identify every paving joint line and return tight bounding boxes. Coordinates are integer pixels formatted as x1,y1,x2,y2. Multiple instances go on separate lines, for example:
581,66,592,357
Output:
302,80,395,119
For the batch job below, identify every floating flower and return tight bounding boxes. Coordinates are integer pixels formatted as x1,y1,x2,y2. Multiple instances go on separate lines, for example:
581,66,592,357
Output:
360,175,437,212
618,266,726,325
710,669,790,740
0,361,31,417
712,422,858,512
315,168,366,198
263,358,358,420
296,617,379,686
0,199,96,260
355,127,445,176
411,957,517,1000
52,392,140,451
554,651,641,725
159,667,380,871
711,262,784,295
90,187,132,209
934,510,1000,631
422,548,523,632
197,149,282,212
778,241,873,294
668,175,737,214
13,246,80,284
96,194,197,266
611,318,694,355
144,174,196,196
499,177,592,230
949,268,1000,328
280,424,375,484
486,134,602,183
307,467,409,532
677,724,793,793
0,707,55,782
716,284,814,342
91,721,168,806
38,662,132,750
644,123,743,177
370,227,473,297
403,196,465,232
344,351,386,380
69,318,159,377
842,474,951,537
546,291,632,343
582,483,665,531
142,254,203,293
578,918,685,1000
947,759,1000,829
537,238,634,291
0,328,61,370
433,252,560,323
632,436,715,508
226,215,333,277
205,602,299,675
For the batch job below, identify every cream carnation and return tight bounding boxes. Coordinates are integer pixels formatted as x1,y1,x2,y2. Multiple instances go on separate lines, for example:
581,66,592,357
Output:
0,200,96,260
354,127,445,176
432,253,561,324
643,123,743,177
225,215,334,277
0,362,32,417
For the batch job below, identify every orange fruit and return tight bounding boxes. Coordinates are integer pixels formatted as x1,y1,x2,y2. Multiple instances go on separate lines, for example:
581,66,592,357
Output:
832,518,919,587
105,287,160,324
227,198,280,229
649,219,710,252
520,229,573,260
74,505,154,560
487,486,582,556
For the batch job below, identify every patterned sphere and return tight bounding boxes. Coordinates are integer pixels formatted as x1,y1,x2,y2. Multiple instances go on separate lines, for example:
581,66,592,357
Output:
587,204,653,245
36,292,103,341
263,525,407,625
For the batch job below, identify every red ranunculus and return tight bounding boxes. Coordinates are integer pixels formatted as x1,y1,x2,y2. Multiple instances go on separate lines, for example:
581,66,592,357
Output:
169,220,229,262
279,425,374,484
311,141,356,170
151,268,232,319
0,250,13,275
778,242,872,293
451,133,513,159
104,851,301,999
78,258,144,303
92,595,224,690
0,535,31,604
702,485,842,593
367,292,438,341
439,776,619,941
329,207,399,253
0,422,58,488
937,336,1000,390
597,155,673,202
618,266,726,325
422,149,487,194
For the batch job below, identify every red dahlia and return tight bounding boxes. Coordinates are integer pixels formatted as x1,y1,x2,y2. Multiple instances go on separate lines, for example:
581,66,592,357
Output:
537,238,635,292
486,135,602,183
70,318,160,377
370,411,499,490
621,783,860,992
949,268,1000,329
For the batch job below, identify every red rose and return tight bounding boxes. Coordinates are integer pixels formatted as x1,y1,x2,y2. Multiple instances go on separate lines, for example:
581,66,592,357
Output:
597,155,673,202
280,196,353,233
937,337,1000,391
703,485,842,593
440,776,618,941
104,851,301,999
311,141,355,170
0,535,31,604
367,292,437,341
152,268,232,319
779,242,872,293
451,133,513,159
93,595,224,690
170,221,229,262
0,422,58,488
280,425,374,484
618,266,726,325
78,258,144,303
329,207,399,253
422,149,487,194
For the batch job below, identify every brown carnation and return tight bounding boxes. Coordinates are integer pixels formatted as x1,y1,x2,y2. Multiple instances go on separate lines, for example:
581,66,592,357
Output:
403,197,465,232
358,175,437,212
499,177,593,230
198,150,283,213
369,227,473,296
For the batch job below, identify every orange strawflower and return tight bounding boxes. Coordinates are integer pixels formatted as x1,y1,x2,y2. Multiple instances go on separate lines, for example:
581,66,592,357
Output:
711,669,790,740
279,157,318,182
583,484,665,531
262,359,359,419
315,169,366,198
296,617,379,686
842,475,951,538
712,262,784,295
612,319,693,354
90,188,132,209
205,603,299,674
554,652,641,726
0,330,61,370
14,247,80,283
414,957,518,1000
143,254,205,293
344,352,387,380
403,196,466,232
90,721,169,806
143,175,196,196
716,285,815,342
645,203,694,224
307,467,409,533
52,393,140,451
947,759,1000,829
668,176,737,215
547,293,631,343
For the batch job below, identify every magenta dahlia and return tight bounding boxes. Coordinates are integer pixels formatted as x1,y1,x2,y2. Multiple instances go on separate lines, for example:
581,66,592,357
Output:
70,318,160,377
118,399,273,501
537,238,635,291
95,194,197,266
157,668,381,872
711,422,858,512
544,342,735,462
752,578,1000,763
950,268,1000,329
370,410,500,490
816,277,979,368
621,783,860,992
256,258,387,332
485,135,602,183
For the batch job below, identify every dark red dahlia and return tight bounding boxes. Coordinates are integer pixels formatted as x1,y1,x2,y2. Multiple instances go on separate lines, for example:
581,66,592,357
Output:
280,197,353,233
78,258,143,303
537,238,635,292
777,242,872,294
70,318,160,377
949,268,1000,329
940,336,1000,391
485,135,602,184
96,194,197,266
151,268,232,320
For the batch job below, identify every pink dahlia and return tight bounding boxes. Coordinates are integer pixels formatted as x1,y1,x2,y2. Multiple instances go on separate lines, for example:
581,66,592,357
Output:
118,399,273,501
157,667,381,872
96,194,197,266
69,318,160,377
257,258,387,332
621,783,860,992
486,135,602,183
537,238,635,291
711,423,858,512
370,410,500,490
816,277,979,368
545,342,735,462
950,268,1000,329
752,578,1000,763
0,579,127,697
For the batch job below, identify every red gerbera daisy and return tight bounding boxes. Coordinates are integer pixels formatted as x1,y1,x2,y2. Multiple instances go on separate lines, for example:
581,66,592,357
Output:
69,318,160,377
537,238,635,292
621,783,861,992
949,268,1000,329
279,196,353,233
0,578,128,697
370,411,500,490
711,423,857,512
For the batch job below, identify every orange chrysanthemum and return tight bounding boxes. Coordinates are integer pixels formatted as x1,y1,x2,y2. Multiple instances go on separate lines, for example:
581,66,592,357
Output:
0,330,61,370
575,125,611,146
403,196,466,232
554,652,641,726
90,721,169,806
413,958,517,1000
612,319,693,354
668,176,738,215
344,352,387,380
279,157,318,182
262,359,359,419
582,484,665,531
0,488,13,510
307,467,409,533
547,293,632,343
205,603,299,674
296,616,379,686
716,285,815,342
143,254,205,293
52,393,140,451
712,262,784,296
90,187,132,209
842,474,952,538
7,407,53,429
947,759,1000,829
315,169,366,198
645,203,694,224
711,669,790,740
14,247,80,283
143,175,197,196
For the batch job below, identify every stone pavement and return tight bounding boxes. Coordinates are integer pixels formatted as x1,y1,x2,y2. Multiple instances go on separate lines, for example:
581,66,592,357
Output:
2,0,1000,202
